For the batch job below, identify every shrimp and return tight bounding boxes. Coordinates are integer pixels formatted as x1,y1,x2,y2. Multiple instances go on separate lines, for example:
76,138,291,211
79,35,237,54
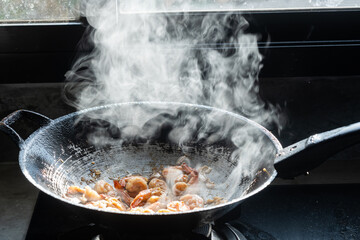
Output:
67,186,85,197
94,180,114,194
130,207,155,213
125,176,148,197
114,177,127,189
130,187,163,208
114,176,148,198
162,166,183,176
84,186,103,201
147,195,161,204
86,200,108,209
100,191,117,198
113,178,127,190
157,209,171,213
148,178,167,191
175,174,189,183
172,182,188,196
87,195,127,211
106,197,127,211
106,207,121,212
146,201,167,212
63,159,211,213
167,201,190,212
162,166,183,182
206,197,226,205
181,163,199,185
113,180,132,206
180,194,204,210
141,208,155,213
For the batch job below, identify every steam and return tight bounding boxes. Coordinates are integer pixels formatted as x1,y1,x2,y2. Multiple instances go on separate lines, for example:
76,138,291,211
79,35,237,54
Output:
65,0,282,201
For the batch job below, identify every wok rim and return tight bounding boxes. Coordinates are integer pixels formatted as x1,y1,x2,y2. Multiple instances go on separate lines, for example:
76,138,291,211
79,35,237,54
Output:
19,101,283,217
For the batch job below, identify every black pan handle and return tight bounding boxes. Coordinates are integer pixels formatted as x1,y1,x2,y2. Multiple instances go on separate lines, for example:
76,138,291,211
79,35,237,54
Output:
0,110,52,148
274,122,360,179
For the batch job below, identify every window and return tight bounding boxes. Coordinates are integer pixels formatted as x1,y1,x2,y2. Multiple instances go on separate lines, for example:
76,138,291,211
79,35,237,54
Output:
119,0,360,13
0,0,79,23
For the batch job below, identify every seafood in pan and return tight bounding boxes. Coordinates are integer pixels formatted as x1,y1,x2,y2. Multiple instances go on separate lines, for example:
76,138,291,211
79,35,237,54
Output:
65,156,222,213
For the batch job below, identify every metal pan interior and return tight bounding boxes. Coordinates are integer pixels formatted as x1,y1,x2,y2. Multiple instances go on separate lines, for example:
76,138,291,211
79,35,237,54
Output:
19,102,281,215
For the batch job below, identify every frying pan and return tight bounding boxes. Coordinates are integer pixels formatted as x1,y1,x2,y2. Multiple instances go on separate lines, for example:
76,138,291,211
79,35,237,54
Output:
1,102,360,232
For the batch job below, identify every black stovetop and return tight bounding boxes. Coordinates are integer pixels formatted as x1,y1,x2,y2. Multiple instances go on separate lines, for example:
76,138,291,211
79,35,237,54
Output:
25,184,360,240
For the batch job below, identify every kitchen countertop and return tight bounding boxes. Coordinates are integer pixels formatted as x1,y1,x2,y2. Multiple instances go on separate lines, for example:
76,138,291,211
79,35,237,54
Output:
0,163,38,240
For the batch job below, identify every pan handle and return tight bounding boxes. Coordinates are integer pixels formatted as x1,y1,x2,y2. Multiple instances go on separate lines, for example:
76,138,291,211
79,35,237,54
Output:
274,122,360,179
0,110,52,148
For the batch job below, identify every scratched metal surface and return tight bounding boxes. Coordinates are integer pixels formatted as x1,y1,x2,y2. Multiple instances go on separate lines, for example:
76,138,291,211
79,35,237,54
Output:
17,102,279,217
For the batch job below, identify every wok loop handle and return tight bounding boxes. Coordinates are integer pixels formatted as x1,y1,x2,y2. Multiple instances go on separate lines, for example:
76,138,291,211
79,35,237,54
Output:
274,122,360,179
0,110,52,148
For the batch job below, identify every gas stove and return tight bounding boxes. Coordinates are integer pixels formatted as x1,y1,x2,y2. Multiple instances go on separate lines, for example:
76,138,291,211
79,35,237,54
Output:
25,184,360,240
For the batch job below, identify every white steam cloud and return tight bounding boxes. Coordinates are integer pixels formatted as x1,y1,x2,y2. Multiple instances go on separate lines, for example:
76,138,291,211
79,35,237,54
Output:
65,0,282,201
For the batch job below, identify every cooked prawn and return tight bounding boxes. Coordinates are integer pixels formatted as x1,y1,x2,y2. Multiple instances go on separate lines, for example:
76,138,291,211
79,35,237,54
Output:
175,174,189,183
146,201,167,212
147,195,161,204
130,207,155,213
67,186,85,196
84,186,103,201
65,155,212,213
181,163,199,185
106,197,127,211
172,182,188,196
162,166,183,182
157,209,171,213
148,178,167,191
130,187,163,208
113,180,132,206
125,176,148,197
180,194,204,210
167,201,190,212
94,180,114,194
86,200,108,209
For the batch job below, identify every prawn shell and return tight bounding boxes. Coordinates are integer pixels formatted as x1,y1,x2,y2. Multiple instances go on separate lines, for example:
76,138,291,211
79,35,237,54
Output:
126,176,148,198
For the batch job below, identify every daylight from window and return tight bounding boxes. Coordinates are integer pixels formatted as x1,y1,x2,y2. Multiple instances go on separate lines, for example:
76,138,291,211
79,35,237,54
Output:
120,0,360,13
0,0,79,22
0,0,359,22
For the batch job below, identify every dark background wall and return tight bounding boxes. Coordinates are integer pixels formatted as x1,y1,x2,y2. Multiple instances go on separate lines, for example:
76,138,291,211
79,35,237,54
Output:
1,10,360,166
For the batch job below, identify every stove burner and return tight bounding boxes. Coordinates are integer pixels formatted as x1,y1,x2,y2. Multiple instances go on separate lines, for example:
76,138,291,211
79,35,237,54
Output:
27,185,360,239
55,221,276,240
58,223,210,240
25,193,275,240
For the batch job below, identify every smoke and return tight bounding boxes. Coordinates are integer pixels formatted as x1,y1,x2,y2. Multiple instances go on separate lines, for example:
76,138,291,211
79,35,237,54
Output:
65,0,283,201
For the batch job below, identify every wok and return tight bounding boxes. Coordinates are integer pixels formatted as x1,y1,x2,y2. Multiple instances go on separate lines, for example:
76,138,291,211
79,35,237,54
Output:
1,102,360,231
